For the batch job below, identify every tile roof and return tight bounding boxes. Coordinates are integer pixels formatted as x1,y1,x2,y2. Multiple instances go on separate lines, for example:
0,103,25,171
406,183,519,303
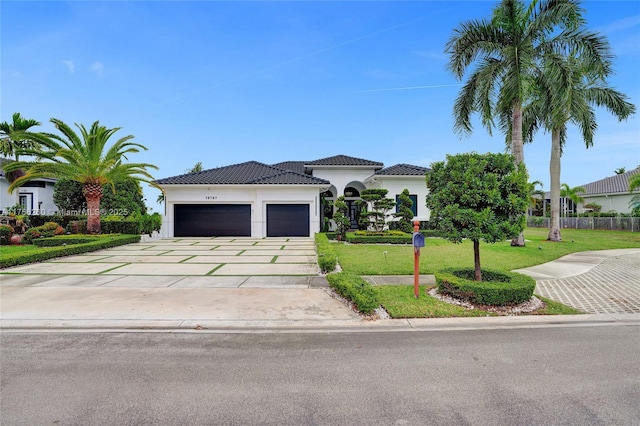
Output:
271,161,308,175
155,161,329,185
580,168,640,196
375,163,430,176
305,154,383,168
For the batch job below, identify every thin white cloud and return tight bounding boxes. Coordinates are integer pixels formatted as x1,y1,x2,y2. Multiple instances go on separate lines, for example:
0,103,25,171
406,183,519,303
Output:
62,60,75,74
89,61,104,77
356,83,462,93
596,13,640,34
414,50,447,61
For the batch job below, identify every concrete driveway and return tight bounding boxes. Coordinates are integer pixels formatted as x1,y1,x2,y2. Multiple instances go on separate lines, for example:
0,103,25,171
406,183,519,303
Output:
0,237,365,329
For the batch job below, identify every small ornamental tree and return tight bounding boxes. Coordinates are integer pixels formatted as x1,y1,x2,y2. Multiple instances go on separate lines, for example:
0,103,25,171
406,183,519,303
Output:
394,189,414,233
332,196,351,240
359,188,396,232
426,152,529,281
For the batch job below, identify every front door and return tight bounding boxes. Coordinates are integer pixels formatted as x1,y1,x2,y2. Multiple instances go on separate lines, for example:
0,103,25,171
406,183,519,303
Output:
346,200,360,229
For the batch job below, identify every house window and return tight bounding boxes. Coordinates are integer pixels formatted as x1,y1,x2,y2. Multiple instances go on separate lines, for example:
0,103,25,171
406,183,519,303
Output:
396,194,418,217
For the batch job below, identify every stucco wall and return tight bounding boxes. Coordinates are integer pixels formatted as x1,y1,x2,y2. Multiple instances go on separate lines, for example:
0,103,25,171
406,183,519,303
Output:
161,185,322,238
579,194,636,214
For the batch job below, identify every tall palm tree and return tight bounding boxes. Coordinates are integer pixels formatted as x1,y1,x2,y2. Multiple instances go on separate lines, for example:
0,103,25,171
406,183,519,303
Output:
0,112,41,161
445,0,610,246
4,118,158,234
527,53,635,241
527,180,545,216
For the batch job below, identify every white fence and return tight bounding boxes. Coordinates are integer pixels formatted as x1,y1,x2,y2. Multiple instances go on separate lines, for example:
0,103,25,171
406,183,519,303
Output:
527,217,640,232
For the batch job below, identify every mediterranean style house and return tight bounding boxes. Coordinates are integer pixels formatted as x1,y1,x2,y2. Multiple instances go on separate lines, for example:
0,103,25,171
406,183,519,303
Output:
0,158,57,215
576,167,640,214
155,155,430,238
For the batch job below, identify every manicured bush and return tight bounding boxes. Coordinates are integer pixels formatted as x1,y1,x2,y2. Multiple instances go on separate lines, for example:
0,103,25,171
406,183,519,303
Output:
436,267,536,306
0,234,141,268
22,222,65,244
0,224,14,245
100,219,140,235
66,220,88,234
138,213,162,234
315,233,337,273
326,272,379,315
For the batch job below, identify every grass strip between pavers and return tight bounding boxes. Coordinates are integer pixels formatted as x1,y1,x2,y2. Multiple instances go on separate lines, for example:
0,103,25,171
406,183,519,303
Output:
270,256,278,264
178,255,196,263
206,264,225,275
98,263,131,274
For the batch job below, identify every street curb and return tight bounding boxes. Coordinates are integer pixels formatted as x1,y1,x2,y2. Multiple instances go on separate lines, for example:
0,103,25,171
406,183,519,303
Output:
2,313,638,333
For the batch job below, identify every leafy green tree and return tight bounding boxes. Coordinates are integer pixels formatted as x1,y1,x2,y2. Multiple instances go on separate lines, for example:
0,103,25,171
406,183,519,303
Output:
53,179,86,213
0,113,41,161
394,189,414,233
426,152,529,281
4,119,158,234
359,188,396,232
445,0,608,246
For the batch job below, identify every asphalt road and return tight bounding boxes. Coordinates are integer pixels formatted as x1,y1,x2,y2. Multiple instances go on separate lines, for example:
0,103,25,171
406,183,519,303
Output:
1,326,639,425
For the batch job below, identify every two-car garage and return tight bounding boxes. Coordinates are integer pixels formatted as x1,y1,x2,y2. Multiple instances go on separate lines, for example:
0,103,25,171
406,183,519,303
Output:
173,203,311,237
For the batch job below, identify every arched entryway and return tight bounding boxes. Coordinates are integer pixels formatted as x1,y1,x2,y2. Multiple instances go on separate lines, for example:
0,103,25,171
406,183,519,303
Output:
344,182,365,229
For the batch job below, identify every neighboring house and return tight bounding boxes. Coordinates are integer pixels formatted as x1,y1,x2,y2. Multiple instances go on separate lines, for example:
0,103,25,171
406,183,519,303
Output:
155,154,430,238
543,167,640,215
577,167,640,214
0,158,57,215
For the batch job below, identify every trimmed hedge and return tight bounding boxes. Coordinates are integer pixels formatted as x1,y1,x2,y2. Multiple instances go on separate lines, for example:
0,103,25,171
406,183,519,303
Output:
0,235,141,269
28,215,85,228
33,236,99,247
315,233,337,273
346,234,412,244
326,272,379,314
436,268,536,306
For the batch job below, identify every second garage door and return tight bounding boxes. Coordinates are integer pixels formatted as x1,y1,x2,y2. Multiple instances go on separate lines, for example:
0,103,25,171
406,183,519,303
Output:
266,204,309,237
174,204,251,237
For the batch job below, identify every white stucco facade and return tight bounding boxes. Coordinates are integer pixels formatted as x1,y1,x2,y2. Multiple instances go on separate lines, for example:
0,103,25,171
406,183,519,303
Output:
160,184,325,238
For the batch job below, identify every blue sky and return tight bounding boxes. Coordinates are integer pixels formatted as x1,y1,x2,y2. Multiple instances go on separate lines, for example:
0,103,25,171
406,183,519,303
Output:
2,0,639,212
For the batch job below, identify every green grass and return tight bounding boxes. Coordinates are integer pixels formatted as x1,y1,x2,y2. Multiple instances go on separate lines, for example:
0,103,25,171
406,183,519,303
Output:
376,286,585,318
376,285,493,318
333,228,640,275
0,245,42,256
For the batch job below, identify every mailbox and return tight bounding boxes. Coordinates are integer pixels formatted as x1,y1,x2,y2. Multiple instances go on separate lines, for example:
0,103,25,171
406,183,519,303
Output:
412,232,425,248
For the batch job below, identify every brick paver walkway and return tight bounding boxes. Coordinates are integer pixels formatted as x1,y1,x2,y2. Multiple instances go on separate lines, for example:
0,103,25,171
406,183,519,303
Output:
535,252,640,314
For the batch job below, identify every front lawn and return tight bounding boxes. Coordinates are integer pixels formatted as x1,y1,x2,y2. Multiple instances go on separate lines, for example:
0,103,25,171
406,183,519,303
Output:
375,285,584,318
332,228,640,275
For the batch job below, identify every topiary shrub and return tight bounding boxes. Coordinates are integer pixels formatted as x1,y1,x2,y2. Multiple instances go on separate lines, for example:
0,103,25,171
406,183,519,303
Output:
436,267,535,306
0,224,14,245
326,272,379,314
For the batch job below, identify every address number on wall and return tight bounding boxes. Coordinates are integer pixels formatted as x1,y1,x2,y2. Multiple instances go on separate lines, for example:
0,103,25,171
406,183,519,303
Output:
205,196,218,200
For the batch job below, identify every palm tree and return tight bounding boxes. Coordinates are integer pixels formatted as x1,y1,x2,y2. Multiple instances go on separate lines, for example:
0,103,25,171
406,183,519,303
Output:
614,167,626,175
4,118,158,234
527,180,545,216
526,52,635,241
0,113,41,161
559,183,585,219
445,0,610,246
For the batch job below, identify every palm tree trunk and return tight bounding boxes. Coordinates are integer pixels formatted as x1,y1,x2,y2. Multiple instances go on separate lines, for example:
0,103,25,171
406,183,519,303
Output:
83,183,103,234
474,240,482,281
511,102,526,247
548,130,562,241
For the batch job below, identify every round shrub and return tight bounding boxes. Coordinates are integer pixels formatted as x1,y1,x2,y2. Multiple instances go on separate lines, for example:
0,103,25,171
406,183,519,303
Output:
436,267,536,306
0,224,14,245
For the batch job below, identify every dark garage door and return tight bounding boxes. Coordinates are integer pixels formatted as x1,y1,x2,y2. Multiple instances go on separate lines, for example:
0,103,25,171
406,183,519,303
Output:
267,204,309,237
174,204,251,237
